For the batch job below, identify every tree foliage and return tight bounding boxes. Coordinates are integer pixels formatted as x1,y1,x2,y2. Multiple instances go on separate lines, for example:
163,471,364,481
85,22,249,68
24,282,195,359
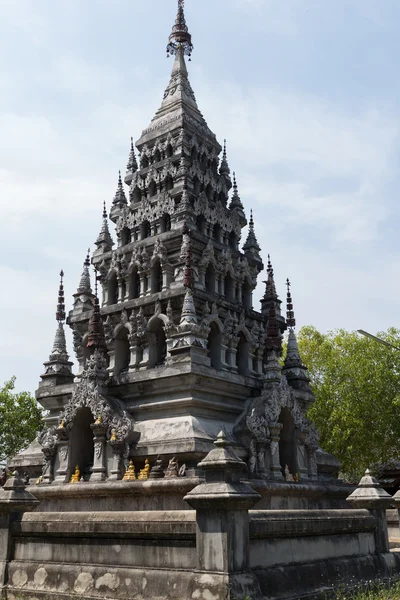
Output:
0,377,43,463
297,326,400,480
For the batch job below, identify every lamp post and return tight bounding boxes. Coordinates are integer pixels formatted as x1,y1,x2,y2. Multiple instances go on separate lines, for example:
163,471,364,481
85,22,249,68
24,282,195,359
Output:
357,330,400,352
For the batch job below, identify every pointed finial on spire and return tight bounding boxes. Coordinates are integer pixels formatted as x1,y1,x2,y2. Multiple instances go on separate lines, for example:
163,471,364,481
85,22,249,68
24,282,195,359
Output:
125,138,138,185
112,170,127,207
264,254,278,301
41,270,73,380
56,270,66,323
77,250,92,295
167,0,193,59
243,209,261,255
286,278,296,329
86,268,107,353
96,203,114,251
219,139,231,177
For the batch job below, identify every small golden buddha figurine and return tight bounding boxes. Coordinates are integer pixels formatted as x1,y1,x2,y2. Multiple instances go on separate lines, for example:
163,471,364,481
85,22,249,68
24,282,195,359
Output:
69,465,80,484
138,459,150,480
58,419,65,429
122,460,136,481
95,415,102,425
110,430,117,442
294,473,300,483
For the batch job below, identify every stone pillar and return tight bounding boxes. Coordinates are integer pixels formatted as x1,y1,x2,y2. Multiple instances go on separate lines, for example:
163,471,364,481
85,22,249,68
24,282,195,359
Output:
90,422,108,482
0,472,39,591
54,426,70,484
184,431,264,600
269,424,284,480
40,446,56,484
129,339,142,370
348,469,393,554
108,441,125,481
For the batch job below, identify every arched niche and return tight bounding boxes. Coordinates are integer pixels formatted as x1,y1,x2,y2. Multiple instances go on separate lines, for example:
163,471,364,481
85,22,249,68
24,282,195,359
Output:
132,187,141,204
69,407,94,482
141,154,149,168
229,231,238,251
148,180,157,197
207,322,221,370
161,213,171,233
278,407,298,478
121,227,131,246
151,260,163,294
154,148,161,163
108,273,118,306
236,332,249,376
141,220,151,240
242,281,252,310
225,273,234,301
205,263,216,294
128,267,140,300
166,143,173,158
114,327,130,377
148,317,167,368
213,223,222,243
196,214,205,235
165,175,174,191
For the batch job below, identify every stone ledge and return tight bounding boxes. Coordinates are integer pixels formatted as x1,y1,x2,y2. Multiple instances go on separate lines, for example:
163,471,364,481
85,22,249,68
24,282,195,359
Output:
250,509,375,538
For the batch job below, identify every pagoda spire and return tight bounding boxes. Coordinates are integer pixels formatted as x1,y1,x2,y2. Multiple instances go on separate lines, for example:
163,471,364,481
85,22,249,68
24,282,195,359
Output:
286,278,296,329
264,255,278,301
41,271,73,383
110,170,127,223
125,137,138,186
77,249,92,295
264,300,282,383
166,0,193,59
72,250,94,316
243,209,261,258
86,273,107,354
95,201,113,253
283,279,313,395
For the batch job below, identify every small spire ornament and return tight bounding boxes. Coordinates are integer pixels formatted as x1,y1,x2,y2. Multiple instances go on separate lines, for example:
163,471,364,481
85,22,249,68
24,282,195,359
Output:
166,0,193,59
286,278,296,329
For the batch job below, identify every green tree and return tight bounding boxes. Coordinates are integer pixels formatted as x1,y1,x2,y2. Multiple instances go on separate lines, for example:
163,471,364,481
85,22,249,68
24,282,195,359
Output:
296,326,400,480
0,377,43,463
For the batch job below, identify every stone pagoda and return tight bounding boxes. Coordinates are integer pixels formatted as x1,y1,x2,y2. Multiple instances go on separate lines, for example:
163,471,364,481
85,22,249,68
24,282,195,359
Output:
31,0,338,492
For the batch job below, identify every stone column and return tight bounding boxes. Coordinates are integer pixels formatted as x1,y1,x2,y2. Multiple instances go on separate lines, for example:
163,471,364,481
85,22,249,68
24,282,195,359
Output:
348,469,393,554
54,426,70,484
269,424,284,480
0,472,39,591
41,447,56,484
90,422,108,482
108,441,125,481
184,431,264,600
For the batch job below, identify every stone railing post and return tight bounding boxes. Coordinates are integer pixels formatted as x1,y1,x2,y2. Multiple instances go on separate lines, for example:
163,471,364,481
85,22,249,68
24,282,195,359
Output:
184,431,264,600
0,472,39,591
347,468,392,554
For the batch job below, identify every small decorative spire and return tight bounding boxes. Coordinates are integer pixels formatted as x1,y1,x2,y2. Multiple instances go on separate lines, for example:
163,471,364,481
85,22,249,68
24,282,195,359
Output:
127,137,138,172
86,269,107,353
95,202,114,250
166,0,193,59
219,139,231,177
264,255,278,301
42,271,73,379
286,278,296,329
265,301,282,353
230,172,245,211
56,270,66,323
77,249,92,295
243,209,261,254
112,171,127,207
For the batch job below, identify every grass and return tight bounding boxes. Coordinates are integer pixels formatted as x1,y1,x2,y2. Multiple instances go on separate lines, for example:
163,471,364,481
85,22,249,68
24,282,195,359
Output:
333,581,400,599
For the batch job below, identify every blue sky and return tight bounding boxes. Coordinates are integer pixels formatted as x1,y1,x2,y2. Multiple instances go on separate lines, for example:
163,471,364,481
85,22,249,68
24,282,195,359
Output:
0,0,399,393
